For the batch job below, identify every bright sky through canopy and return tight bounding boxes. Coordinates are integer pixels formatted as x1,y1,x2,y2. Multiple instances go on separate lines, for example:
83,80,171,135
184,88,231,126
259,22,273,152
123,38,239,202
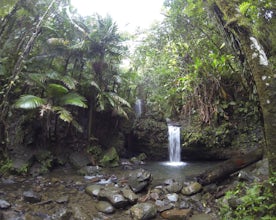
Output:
70,0,164,32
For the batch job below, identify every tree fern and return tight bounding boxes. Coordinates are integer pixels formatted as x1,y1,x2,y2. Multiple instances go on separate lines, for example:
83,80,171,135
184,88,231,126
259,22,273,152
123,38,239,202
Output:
14,95,46,109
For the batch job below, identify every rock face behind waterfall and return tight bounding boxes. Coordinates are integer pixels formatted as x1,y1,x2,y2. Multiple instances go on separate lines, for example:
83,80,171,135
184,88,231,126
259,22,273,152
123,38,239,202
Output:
131,111,168,161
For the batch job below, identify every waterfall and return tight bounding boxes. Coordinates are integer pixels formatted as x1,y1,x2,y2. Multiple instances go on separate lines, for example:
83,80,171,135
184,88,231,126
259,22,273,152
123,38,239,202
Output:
135,99,142,118
168,125,181,163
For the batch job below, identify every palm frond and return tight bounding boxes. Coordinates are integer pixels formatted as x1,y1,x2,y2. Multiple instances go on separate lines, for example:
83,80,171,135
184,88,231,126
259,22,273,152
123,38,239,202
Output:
109,92,131,108
61,76,78,90
104,92,115,107
46,83,69,97
91,80,101,91
25,73,47,88
113,106,129,119
14,95,46,109
59,93,87,108
47,72,77,89
71,119,84,132
52,106,73,122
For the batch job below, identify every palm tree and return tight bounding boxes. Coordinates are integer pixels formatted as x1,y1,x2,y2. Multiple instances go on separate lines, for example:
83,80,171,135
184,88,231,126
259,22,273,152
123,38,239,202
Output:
14,72,87,134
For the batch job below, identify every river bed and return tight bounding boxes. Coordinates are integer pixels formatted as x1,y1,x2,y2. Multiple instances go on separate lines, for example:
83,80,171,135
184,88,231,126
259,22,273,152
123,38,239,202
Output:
0,160,221,219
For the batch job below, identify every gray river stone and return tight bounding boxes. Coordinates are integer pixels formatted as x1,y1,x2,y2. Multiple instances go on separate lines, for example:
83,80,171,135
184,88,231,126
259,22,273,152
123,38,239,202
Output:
121,187,138,204
161,208,192,220
165,181,183,193
166,193,178,202
98,186,129,208
85,184,103,197
23,190,42,203
181,182,202,196
56,195,69,204
128,169,152,193
69,152,91,169
96,201,115,214
130,202,157,220
0,199,11,209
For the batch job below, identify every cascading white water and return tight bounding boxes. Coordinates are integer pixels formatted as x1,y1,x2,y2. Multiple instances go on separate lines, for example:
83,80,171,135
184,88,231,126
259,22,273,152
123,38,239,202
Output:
135,99,142,118
168,125,183,166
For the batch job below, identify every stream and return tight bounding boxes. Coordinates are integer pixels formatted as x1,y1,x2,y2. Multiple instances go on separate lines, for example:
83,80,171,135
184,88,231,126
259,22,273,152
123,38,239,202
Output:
0,161,221,219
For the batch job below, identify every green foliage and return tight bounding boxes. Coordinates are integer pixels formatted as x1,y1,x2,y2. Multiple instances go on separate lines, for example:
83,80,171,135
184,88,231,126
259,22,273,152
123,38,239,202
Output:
0,157,12,175
14,80,87,131
219,174,276,219
14,95,46,109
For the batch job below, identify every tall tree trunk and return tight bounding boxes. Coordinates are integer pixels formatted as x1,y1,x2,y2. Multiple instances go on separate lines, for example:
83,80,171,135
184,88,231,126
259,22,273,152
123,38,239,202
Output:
209,1,276,177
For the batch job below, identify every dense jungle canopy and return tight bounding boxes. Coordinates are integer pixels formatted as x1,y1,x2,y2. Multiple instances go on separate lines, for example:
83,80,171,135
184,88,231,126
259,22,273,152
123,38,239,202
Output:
0,0,275,190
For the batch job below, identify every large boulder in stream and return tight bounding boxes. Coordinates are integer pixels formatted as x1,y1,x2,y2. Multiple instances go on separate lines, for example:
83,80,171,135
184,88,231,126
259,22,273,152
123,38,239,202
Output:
98,186,129,208
99,147,120,167
128,168,152,193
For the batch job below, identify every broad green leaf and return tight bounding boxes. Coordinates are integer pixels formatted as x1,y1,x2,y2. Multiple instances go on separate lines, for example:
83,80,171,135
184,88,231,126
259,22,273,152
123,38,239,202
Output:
47,83,68,97
14,95,46,109
53,106,73,122
59,93,87,108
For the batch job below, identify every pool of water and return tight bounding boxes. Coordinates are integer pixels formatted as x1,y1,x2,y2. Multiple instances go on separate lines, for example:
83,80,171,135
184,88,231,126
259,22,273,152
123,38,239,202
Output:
140,161,220,185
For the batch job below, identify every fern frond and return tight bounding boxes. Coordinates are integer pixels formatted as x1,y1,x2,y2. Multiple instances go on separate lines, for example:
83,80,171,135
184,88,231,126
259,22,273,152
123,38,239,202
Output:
14,95,46,109
46,83,69,97
59,93,87,108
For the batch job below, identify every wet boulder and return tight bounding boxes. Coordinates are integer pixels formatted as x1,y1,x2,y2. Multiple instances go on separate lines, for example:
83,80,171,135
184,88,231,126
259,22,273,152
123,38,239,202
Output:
56,195,69,204
23,190,42,203
165,181,183,193
98,186,129,208
99,147,120,168
128,169,152,193
121,187,139,204
166,193,179,202
129,202,157,220
95,201,115,214
69,152,91,169
181,182,202,196
85,184,103,197
78,165,102,176
0,199,11,209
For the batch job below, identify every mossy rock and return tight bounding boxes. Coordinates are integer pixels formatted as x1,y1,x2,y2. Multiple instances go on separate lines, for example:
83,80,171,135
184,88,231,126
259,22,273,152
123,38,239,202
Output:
100,147,120,168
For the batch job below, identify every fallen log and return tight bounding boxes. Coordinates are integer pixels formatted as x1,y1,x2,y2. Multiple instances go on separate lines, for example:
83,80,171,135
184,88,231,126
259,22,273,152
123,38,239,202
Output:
196,148,263,186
